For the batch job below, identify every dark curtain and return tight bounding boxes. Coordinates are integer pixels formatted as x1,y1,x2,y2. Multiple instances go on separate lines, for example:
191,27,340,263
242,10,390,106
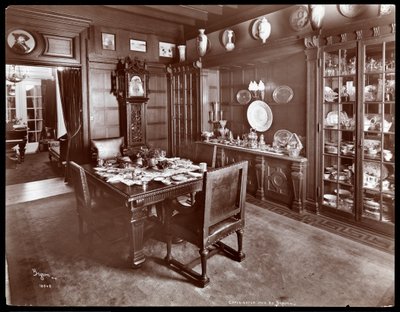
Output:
42,79,57,130
57,68,83,180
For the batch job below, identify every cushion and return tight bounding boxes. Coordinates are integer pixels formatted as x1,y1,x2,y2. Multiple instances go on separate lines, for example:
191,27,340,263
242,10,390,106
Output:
91,137,124,160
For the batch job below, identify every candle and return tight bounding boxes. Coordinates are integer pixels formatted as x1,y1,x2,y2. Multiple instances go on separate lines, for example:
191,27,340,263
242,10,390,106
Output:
220,110,223,120
214,102,220,121
209,111,214,121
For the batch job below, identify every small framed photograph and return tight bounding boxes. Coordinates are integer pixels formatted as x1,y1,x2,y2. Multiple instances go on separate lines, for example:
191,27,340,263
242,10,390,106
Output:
159,41,176,58
7,29,36,54
102,32,115,50
130,39,147,52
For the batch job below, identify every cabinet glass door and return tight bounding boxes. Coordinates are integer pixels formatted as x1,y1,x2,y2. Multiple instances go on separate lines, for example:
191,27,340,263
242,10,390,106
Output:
322,44,357,215
361,39,395,225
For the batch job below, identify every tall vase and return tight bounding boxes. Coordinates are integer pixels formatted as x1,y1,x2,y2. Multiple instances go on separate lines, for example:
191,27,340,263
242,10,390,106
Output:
225,30,235,51
178,45,186,62
197,29,208,57
309,5,325,31
258,17,271,44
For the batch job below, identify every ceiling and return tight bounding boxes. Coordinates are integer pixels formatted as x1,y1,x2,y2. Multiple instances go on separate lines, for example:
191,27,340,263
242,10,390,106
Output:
104,5,292,40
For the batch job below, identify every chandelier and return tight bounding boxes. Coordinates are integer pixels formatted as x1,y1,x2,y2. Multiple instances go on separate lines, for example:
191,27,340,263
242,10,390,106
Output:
6,64,27,84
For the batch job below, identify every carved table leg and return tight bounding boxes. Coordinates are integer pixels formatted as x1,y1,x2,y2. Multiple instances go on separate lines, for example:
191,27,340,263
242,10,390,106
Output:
128,202,148,268
255,155,265,200
291,161,307,213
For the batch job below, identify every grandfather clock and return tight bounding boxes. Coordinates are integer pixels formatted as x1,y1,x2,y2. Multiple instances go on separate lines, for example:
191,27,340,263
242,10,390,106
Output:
112,56,149,151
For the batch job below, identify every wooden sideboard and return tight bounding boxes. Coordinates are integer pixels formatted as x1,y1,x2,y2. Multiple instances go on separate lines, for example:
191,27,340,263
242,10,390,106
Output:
196,141,308,213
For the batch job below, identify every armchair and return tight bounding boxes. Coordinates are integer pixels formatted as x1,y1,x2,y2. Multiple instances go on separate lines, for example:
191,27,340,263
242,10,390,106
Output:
91,136,124,161
164,160,248,287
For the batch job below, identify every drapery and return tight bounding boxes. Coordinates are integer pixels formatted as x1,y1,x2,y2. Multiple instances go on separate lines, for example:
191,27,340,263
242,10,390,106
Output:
56,67,83,179
55,73,67,139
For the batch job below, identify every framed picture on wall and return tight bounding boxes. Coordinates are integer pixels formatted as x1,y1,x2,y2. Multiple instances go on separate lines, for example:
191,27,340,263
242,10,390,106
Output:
7,29,36,54
102,32,115,50
159,41,176,58
130,39,147,52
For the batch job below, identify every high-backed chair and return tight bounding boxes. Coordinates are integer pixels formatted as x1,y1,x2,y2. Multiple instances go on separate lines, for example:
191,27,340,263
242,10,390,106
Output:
91,136,124,161
164,160,248,287
69,161,128,250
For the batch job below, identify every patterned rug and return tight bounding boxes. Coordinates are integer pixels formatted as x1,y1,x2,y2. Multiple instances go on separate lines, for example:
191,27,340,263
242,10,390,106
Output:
5,151,63,185
6,193,394,306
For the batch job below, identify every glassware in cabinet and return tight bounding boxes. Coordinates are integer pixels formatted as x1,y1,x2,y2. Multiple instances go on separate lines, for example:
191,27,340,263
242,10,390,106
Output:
361,38,395,225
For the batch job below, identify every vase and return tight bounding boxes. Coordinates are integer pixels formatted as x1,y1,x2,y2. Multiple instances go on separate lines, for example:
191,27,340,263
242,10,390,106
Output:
309,5,325,31
197,29,208,57
225,30,235,51
258,17,271,44
178,45,186,62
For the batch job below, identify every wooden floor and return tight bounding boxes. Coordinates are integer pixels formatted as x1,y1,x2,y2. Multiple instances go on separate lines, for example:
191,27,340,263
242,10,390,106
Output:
5,177,73,206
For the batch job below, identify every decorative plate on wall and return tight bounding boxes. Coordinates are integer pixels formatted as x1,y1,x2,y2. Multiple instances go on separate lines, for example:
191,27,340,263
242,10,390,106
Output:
236,89,252,105
7,29,36,54
289,5,309,31
273,85,294,104
338,5,365,18
246,100,273,132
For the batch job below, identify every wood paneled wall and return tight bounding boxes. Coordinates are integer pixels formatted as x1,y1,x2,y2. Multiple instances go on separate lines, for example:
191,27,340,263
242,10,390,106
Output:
88,62,121,139
219,51,307,146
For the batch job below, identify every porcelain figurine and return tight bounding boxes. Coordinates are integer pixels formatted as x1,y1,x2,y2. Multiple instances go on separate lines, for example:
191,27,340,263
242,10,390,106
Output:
197,29,208,57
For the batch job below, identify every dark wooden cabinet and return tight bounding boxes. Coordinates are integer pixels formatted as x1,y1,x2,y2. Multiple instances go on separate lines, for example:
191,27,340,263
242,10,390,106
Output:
167,63,200,158
317,29,395,236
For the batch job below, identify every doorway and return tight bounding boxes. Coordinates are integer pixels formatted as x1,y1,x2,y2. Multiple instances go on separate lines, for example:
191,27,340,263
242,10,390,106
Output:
5,64,64,184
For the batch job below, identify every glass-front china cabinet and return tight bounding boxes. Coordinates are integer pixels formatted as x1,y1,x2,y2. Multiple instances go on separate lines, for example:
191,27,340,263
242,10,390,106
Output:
321,35,395,235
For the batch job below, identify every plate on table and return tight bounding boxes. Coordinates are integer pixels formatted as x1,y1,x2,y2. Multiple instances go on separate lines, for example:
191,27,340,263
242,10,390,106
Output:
273,129,293,148
236,89,252,105
247,100,273,132
273,85,294,104
171,174,188,181
187,171,203,178
154,176,165,182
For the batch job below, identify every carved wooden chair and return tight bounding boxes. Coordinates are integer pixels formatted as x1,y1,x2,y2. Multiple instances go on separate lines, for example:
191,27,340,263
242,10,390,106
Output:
164,160,248,287
69,161,128,251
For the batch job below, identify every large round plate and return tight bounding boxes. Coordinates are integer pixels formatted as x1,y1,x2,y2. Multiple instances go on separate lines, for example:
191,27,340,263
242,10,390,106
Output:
289,5,309,31
273,85,294,104
236,89,252,105
247,100,273,132
338,5,365,18
273,129,293,148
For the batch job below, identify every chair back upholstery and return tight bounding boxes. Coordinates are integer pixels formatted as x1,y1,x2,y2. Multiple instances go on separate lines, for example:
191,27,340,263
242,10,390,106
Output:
91,136,124,160
69,161,91,216
194,143,218,168
202,160,248,232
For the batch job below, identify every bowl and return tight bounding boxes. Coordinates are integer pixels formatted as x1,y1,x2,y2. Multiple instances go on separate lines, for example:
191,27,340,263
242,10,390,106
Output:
323,194,337,203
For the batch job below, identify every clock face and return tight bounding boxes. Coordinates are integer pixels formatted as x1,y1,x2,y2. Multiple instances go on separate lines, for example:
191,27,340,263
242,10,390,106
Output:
289,5,309,31
339,5,365,18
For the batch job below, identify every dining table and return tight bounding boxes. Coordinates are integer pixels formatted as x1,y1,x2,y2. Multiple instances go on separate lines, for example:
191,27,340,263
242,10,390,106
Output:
81,159,204,268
